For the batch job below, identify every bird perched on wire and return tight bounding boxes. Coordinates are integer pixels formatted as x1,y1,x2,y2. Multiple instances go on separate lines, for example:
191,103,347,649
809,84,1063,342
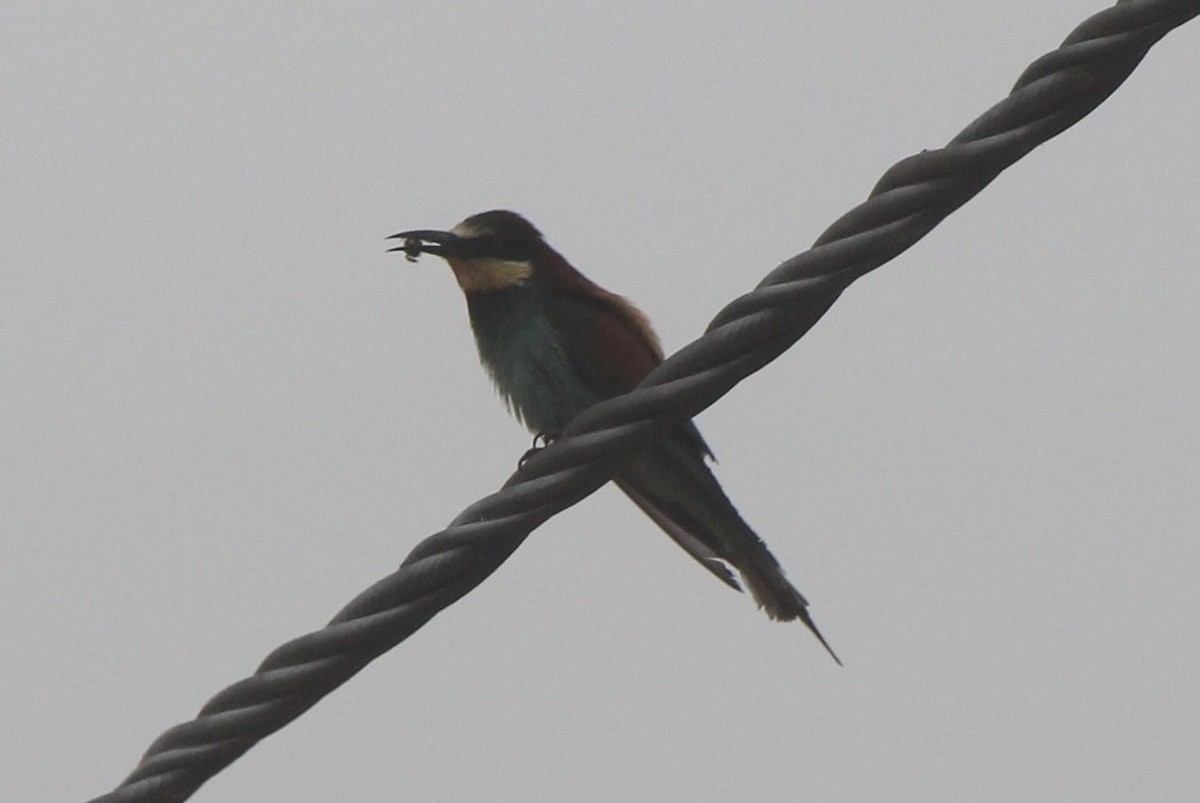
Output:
389,210,838,663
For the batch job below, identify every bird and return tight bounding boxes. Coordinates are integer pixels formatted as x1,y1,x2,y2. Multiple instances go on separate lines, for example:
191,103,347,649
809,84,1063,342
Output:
389,210,839,663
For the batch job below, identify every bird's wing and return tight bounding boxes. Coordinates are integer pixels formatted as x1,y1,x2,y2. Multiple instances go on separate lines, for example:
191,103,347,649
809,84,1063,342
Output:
543,289,736,588
543,289,660,393
613,474,742,591
543,289,713,460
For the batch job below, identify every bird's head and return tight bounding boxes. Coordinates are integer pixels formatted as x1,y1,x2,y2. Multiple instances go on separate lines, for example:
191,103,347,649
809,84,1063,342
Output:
389,210,548,294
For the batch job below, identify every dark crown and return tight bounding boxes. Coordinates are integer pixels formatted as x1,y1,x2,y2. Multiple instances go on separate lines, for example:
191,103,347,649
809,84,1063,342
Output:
457,210,544,261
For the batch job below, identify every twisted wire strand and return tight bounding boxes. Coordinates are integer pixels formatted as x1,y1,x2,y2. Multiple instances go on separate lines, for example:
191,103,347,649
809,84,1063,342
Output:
89,2,1198,801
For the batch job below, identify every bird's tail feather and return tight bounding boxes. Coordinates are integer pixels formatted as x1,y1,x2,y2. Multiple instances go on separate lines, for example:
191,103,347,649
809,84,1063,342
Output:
616,446,840,664
734,541,842,665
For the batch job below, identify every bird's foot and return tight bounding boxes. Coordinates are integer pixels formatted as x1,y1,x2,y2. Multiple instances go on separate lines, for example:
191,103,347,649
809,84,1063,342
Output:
518,431,557,469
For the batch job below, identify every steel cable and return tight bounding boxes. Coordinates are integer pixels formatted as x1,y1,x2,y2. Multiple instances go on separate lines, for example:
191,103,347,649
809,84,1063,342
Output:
88,2,1198,800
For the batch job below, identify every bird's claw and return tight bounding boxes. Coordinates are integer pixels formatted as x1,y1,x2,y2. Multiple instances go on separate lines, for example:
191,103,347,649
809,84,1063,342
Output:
518,432,557,469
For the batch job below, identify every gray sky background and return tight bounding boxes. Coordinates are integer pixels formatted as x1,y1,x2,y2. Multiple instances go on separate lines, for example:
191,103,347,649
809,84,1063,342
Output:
3,3,1198,801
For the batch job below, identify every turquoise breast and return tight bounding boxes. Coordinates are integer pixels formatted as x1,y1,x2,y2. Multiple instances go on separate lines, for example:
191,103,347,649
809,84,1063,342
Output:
465,287,599,435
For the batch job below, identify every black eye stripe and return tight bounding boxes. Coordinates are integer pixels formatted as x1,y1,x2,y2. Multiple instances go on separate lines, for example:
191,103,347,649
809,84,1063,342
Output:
465,234,533,261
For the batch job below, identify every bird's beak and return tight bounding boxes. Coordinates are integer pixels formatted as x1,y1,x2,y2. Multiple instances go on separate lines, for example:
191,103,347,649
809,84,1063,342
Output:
387,229,460,262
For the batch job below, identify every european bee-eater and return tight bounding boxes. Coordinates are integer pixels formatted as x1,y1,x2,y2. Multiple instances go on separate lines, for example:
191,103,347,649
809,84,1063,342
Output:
390,210,838,662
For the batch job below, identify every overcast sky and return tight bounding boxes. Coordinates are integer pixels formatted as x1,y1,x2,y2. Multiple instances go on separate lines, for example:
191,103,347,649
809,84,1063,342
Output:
4,3,1198,802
